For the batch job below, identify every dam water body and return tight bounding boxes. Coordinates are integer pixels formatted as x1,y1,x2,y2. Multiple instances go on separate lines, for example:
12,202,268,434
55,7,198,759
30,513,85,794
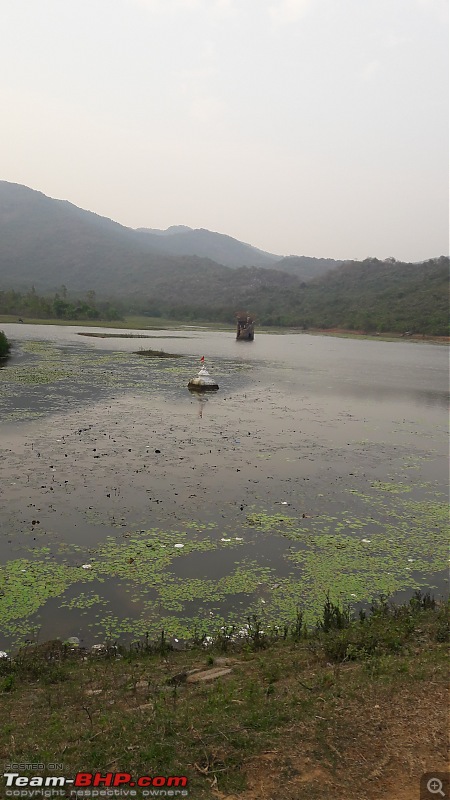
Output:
0,323,448,651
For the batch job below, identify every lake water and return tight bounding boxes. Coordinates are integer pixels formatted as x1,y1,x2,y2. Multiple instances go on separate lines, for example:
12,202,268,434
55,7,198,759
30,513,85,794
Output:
0,323,448,652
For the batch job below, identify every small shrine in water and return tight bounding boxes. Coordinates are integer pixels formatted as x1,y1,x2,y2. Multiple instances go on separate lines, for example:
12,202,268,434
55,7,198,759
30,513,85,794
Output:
188,358,219,392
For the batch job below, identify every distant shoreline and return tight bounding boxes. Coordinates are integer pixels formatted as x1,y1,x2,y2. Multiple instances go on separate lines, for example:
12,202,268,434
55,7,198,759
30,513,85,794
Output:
0,315,448,344
302,327,450,344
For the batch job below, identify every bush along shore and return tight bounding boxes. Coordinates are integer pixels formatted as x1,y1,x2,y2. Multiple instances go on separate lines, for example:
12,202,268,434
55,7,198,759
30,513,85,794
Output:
0,330,11,357
0,593,448,799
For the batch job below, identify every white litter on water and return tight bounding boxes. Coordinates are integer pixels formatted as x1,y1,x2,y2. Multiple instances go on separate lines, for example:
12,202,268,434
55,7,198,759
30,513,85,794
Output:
361,539,371,543
0,651,8,659
174,543,184,548
81,564,92,569
221,537,231,542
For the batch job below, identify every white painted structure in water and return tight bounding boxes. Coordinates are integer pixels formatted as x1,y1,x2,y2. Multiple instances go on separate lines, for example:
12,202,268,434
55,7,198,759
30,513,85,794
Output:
188,363,219,391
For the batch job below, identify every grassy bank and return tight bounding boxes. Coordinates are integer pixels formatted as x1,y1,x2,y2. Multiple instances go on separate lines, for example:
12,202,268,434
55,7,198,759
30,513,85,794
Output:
0,314,234,331
0,595,447,800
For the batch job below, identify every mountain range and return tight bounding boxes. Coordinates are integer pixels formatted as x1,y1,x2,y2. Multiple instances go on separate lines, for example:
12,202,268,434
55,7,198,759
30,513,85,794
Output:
0,181,342,292
0,181,447,334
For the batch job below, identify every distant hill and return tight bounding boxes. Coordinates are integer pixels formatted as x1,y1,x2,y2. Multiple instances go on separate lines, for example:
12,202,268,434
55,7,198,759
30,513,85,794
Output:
0,181,335,290
0,182,447,334
278,257,449,334
0,181,156,292
135,226,280,268
271,255,344,281
136,229,343,278
0,181,301,300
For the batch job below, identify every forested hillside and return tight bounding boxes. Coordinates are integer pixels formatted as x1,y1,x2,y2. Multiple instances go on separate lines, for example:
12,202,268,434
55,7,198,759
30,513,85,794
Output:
271,255,343,280
291,257,448,334
1,258,448,335
0,182,339,290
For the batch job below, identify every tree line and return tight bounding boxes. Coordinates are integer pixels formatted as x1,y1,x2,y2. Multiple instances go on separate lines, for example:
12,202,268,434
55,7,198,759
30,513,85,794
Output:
0,257,448,336
0,287,123,322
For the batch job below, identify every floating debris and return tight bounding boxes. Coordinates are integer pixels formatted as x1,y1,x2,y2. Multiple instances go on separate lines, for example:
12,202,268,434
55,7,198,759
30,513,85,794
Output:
91,644,107,654
65,636,80,648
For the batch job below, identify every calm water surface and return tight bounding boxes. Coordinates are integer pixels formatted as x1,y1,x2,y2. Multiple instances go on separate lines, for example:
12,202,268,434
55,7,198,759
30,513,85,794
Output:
0,324,448,651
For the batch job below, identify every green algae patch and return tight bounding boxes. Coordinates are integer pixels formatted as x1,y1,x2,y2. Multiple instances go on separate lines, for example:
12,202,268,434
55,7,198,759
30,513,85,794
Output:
0,559,76,634
237,487,449,626
154,565,273,613
1,486,447,648
246,513,296,531
371,481,412,493
0,525,251,647
0,364,73,385
60,592,108,611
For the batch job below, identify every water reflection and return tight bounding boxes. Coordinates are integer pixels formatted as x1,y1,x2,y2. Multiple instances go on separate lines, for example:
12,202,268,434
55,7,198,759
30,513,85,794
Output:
311,380,450,410
189,391,210,419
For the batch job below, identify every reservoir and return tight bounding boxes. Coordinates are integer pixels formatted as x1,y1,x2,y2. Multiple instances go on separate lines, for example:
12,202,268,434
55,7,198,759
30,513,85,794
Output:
0,324,448,651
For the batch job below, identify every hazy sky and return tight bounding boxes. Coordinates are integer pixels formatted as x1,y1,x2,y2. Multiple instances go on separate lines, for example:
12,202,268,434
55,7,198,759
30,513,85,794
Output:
1,0,448,260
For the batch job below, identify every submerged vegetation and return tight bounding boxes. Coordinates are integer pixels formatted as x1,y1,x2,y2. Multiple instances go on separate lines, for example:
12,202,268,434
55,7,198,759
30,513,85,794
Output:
136,348,181,358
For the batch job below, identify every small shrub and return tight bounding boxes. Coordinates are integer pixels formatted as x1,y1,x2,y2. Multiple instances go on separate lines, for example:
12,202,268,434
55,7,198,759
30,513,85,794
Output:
246,615,267,649
409,590,436,612
215,625,237,652
0,331,11,357
1,675,15,693
291,606,308,641
434,603,449,642
317,593,352,633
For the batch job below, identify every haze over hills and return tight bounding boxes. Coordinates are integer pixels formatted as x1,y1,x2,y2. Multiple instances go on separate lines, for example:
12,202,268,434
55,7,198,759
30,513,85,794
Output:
136,225,281,269
0,182,342,290
272,255,345,280
0,181,448,335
